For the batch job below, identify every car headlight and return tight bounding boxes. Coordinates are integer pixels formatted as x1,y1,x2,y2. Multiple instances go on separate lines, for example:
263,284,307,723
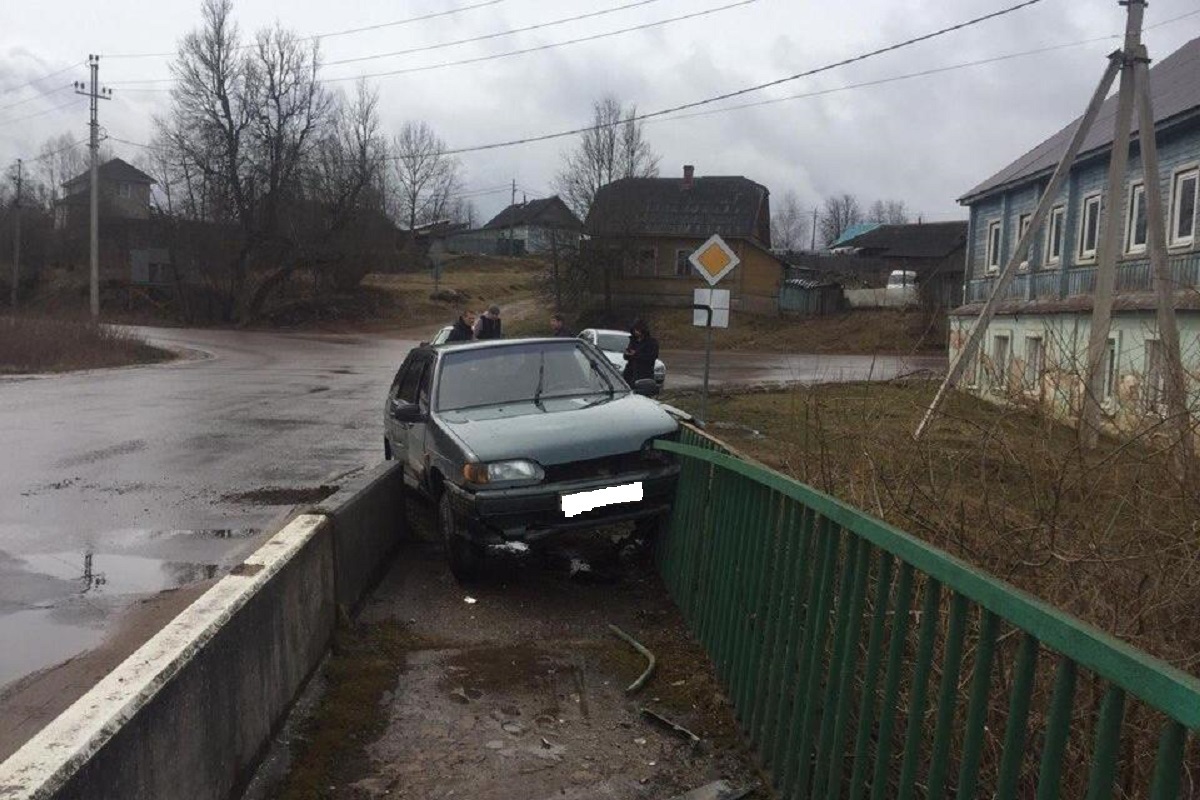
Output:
463,459,545,485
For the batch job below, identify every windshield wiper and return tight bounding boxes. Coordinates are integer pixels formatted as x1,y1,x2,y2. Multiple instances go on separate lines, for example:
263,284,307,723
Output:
533,351,546,409
588,355,617,398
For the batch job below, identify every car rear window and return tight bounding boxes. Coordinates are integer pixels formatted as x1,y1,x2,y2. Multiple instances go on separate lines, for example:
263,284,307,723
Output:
437,343,620,411
594,332,630,352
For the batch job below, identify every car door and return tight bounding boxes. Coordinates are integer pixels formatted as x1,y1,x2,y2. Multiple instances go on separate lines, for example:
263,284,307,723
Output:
387,353,426,485
405,353,436,485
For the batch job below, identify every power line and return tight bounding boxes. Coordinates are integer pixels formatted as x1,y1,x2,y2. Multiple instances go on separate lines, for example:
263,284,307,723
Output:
103,0,510,60
0,84,71,116
430,0,1049,157
0,97,85,128
109,0,760,87
0,61,84,99
325,0,670,67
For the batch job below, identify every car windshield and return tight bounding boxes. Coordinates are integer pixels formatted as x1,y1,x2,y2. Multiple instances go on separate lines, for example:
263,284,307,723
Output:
594,332,630,352
437,343,619,411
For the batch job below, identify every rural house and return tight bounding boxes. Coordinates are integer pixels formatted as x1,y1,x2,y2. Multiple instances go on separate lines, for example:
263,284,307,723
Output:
54,158,155,228
482,196,582,255
833,221,967,309
584,166,787,315
951,35,1200,427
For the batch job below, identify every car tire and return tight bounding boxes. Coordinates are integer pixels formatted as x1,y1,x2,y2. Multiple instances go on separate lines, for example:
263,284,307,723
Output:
439,493,483,582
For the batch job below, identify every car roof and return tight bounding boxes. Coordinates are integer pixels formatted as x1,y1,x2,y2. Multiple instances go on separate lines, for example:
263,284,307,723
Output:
589,328,630,336
423,337,583,355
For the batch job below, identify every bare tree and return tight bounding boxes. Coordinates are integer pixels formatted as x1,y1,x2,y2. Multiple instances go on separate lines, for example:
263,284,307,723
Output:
555,94,659,218
819,193,863,246
154,0,331,321
33,134,88,206
391,120,460,230
867,198,910,225
770,190,809,251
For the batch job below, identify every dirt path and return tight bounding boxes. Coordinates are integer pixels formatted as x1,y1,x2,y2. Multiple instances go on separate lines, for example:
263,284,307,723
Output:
259,504,766,799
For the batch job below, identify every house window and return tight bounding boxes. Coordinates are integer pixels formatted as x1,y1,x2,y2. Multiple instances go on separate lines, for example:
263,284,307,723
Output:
1016,213,1033,269
1169,167,1197,246
1046,205,1065,265
118,182,132,198
675,248,691,277
991,334,1010,392
985,220,1002,274
1144,339,1166,413
632,247,657,277
1103,337,1118,401
1078,194,1102,261
1025,336,1044,390
1125,182,1147,254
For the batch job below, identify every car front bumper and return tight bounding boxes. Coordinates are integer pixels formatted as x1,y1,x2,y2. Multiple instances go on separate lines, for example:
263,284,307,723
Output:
445,463,680,542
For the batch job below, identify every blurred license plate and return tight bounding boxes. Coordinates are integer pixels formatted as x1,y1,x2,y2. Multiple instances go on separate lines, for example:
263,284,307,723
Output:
561,482,643,518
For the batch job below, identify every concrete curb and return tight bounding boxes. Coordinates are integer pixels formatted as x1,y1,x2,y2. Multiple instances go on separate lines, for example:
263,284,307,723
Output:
0,461,406,800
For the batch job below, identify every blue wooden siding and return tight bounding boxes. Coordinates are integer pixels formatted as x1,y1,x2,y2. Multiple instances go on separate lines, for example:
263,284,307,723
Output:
965,116,1200,282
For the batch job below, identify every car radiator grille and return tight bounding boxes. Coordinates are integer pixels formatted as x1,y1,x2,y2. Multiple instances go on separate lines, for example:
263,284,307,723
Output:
544,452,648,483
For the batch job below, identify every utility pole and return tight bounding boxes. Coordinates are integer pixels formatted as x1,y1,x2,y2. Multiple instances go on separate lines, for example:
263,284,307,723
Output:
75,55,111,319
11,159,20,309
810,208,818,250
508,179,516,255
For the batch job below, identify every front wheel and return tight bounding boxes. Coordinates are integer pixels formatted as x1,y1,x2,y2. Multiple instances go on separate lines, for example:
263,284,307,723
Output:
439,493,483,582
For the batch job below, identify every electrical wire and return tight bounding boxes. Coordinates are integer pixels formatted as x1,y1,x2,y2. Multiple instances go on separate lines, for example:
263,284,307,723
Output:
109,0,760,86
324,0,670,67
0,61,84,98
103,0,510,59
0,97,85,128
0,84,71,116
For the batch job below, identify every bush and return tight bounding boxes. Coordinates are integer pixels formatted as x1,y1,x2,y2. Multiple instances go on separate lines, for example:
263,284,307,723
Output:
0,315,172,374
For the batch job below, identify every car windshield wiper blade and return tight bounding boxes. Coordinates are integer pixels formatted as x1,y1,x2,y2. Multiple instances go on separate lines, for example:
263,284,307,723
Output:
588,355,617,397
533,351,547,408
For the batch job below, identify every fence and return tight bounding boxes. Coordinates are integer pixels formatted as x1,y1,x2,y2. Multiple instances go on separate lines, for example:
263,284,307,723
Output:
653,426,1200,799
966,252,1200,304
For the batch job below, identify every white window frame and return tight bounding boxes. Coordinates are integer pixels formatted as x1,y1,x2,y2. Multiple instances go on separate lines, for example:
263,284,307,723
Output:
1078,193,1102,263
1144,338,1167,414
1016,212,1033,270
1125,181,1147,255
1168,165,1198,248
674,248,691,278
985,220,1002,275
990,332,1011,393
1024,335,1044,391
1103,335,1119,404
1045,205,1065,266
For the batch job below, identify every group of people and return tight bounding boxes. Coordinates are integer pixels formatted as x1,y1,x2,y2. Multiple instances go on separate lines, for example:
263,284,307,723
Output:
446,305,504,343
443,306,659,386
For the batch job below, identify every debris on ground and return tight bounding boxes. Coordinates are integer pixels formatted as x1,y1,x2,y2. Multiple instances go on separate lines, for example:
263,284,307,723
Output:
608,624,657,695
640,707,701,747
667,780,757,800
463,596,477,604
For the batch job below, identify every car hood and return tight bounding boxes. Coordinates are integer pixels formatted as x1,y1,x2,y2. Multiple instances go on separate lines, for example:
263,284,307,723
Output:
437,394,677,465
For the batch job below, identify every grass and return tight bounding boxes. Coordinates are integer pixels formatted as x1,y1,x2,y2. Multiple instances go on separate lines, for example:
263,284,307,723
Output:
662,381,1200,672
508,306,947,354
362,256,546,332
0,315,173,374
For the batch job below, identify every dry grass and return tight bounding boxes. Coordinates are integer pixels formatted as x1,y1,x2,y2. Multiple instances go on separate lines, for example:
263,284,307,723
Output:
0,315,172,374
362,256,546,331
665,382,1200,670
509,306,947,354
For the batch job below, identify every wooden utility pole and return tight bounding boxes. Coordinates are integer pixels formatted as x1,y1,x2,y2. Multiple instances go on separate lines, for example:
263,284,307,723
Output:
1133,43,1193,470
1080,0,1144,447
914,53,1121,439
75,55,111,319
11,158,20,309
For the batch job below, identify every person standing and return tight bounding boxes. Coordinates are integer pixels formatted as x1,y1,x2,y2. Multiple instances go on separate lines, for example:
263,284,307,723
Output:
446,310,477,342
550,313,574,337
622,318,659,384
475,305,503,340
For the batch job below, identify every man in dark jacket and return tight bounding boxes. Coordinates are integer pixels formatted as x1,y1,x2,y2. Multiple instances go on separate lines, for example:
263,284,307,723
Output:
550,313,574,337
446,310,477,343
622,319,659,384
475,305,503,340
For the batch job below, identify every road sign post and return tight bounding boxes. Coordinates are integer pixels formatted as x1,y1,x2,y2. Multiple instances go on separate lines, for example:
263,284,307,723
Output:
688,235,739,427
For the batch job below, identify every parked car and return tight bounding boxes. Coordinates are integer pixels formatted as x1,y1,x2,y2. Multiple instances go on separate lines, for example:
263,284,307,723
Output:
383,338,681,579
577,328,667,388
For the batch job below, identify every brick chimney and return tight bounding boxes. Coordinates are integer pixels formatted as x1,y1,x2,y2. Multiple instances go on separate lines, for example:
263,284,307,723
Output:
683,164,695,189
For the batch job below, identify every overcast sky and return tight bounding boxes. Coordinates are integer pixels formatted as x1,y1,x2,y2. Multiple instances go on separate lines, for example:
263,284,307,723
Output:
2,0,1198,223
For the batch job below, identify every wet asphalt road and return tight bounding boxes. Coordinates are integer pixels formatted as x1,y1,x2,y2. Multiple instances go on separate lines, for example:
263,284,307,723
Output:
0,327,946,695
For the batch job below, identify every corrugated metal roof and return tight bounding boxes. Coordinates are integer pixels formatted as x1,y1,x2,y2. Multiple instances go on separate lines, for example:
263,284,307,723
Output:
483,196,582,231
585,175,768,241
830,222,880,247
961,35,1200,203
784,277,841,289
837,221,967,258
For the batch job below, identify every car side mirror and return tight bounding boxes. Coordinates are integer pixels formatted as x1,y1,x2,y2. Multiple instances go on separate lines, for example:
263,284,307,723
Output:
390,399,425,423
632,378,659,397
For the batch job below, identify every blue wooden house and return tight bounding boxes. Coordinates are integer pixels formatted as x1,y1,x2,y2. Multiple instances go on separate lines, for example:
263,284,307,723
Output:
952,34,1200,427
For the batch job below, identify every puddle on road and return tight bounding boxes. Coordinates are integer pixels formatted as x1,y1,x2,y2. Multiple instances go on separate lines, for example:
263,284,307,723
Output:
0,606,105,690
222,486,337,505
147,527,261,540
18,551,220,597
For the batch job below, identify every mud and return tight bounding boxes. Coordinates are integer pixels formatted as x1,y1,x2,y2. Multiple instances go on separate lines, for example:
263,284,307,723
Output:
259,501,767,800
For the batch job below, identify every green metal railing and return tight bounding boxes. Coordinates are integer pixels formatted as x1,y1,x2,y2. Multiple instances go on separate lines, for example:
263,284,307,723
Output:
654,426,1200,799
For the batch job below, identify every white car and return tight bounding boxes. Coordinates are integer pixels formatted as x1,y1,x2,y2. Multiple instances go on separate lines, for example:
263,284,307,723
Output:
578,328,666,389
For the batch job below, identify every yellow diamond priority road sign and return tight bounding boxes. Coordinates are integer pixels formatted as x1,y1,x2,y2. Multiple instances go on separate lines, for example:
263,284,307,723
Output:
688,234,740,286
